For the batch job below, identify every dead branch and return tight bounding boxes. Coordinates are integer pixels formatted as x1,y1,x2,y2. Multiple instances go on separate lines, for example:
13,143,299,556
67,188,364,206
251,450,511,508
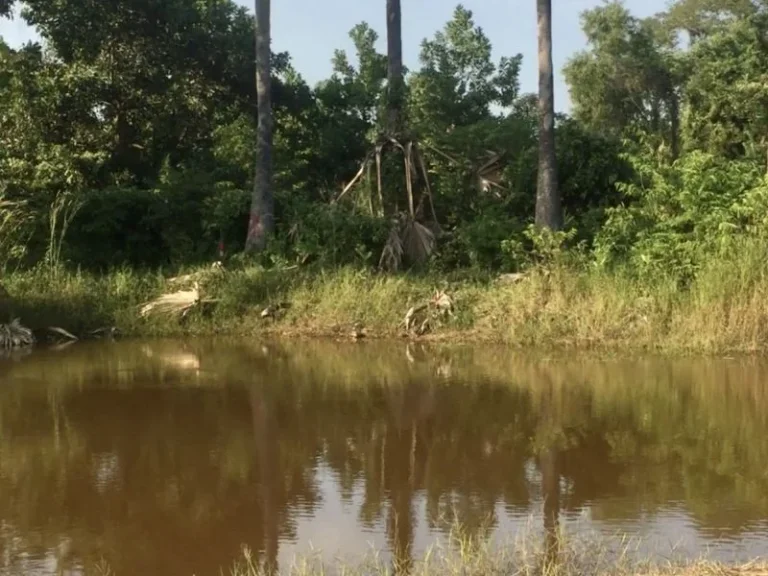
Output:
415,145,439,225
421,142,463,166
47,326,78,341
333,155,370,204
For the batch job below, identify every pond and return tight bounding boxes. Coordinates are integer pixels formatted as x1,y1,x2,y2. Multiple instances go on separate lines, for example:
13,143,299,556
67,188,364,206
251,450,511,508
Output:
1,339,767,575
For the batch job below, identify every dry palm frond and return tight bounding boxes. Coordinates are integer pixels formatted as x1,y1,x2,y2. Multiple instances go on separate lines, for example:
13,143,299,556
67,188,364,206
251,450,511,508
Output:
379,220,404,272
167,262,225,287
431,290,454,314
403,290,455,336
89,326,119,339
404,141,415,216
401,217,436,264
47,326,78,342
140,282,200,318
379,214,436,272
497,272,528,285
0,319,34,350
404,303,429,331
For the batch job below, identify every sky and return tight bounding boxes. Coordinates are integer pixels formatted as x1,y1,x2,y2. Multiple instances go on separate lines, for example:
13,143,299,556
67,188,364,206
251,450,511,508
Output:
0,0,670,112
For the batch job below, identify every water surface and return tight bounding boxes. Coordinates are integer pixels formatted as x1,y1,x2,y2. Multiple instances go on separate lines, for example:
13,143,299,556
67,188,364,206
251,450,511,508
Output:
1,339,768,575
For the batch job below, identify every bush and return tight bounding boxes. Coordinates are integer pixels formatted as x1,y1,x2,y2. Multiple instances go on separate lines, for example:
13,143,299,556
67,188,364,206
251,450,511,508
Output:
594,151,768,282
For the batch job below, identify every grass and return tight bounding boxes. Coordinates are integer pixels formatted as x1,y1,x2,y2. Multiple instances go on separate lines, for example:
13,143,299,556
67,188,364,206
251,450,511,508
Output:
74,522,768,576
225,526,768,576
5,246,768,353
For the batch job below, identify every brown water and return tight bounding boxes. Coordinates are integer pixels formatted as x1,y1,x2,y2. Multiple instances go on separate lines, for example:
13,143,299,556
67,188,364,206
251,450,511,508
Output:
1,339,768,575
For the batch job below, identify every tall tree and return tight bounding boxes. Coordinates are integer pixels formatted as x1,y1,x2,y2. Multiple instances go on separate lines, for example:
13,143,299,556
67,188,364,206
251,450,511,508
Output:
564,3,682,157
682,17,768,164
535,0,561,229
246,0,274,252
385,0,404,136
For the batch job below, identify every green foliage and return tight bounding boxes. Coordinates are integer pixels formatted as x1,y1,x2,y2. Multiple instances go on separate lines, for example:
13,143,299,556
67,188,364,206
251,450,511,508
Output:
437,206,523,270
409,5,521,135
682,17,768,159
501,225,582,270
0,194,33,267
595,151,768,281
274,197,389,268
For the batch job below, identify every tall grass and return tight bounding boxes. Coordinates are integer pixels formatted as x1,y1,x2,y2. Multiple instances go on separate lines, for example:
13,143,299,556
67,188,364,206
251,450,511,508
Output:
5,239,768,352
225,526,766,576
72,524,768,576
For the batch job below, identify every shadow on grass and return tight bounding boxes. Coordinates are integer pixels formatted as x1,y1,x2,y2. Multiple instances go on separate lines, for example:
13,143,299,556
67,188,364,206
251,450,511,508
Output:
1,293,117,336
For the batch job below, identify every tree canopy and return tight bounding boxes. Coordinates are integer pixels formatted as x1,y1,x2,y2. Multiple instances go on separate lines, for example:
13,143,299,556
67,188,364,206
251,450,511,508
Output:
0,0,767,283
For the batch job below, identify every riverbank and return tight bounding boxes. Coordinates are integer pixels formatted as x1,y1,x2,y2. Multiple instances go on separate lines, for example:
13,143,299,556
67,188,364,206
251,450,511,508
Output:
2,257,768,353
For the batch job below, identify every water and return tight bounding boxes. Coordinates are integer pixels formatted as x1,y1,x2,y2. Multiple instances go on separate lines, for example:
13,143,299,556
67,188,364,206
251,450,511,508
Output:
1,339,768,575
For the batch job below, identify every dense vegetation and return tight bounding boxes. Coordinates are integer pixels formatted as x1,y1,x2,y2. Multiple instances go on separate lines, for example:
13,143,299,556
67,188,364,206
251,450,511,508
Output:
2,0,768,348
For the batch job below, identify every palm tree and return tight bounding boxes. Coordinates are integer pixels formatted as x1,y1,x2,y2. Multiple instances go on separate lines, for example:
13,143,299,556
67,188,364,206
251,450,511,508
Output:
535,0,562,230
246,0,274,252
386,0,404,137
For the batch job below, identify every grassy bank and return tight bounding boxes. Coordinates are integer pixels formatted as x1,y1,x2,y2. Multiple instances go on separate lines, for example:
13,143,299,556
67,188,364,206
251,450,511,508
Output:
3,251,768,353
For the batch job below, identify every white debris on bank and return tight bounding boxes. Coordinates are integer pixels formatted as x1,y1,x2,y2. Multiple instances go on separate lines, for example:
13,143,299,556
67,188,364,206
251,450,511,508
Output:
139,282,200,318
0,319,35,350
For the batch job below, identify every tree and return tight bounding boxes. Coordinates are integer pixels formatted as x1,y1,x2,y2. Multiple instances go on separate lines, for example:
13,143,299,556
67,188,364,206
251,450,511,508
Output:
386,0,404,136
664,0,755,43
563,3,682,156
535,0,561,229
682,17,768,164
0,0,12,17
246,0,274,252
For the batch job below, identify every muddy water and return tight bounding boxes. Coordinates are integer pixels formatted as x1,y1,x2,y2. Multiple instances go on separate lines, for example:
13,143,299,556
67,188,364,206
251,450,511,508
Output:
1,340,768,575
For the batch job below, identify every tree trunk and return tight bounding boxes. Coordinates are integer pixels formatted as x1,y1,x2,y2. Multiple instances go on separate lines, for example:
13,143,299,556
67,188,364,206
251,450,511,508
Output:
535,0,562,230
386,0,404,137
669,92,680,160
246,0,274,252
650,95,660,135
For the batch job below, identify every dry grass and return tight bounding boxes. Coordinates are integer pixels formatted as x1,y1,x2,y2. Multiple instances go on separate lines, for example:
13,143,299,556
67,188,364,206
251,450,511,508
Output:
636,563,768,576
75,527,768,576
225,528,768,576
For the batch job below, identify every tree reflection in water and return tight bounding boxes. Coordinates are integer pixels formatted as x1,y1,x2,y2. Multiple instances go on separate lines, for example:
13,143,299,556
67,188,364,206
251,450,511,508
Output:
0,340,767,574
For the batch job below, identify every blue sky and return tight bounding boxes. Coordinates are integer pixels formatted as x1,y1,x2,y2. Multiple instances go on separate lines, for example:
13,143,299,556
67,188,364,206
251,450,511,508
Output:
0,0,669,111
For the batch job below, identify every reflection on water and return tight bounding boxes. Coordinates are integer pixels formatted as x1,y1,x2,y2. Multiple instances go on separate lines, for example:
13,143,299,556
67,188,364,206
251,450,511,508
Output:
1,340,768,575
